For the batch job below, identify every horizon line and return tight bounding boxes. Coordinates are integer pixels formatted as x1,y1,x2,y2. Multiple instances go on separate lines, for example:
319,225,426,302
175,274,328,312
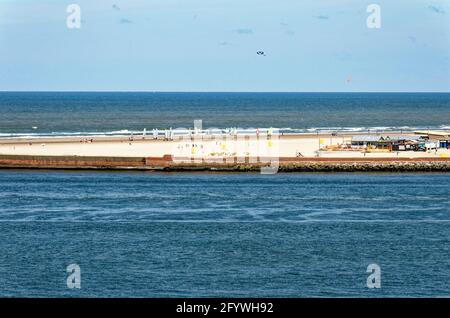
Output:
1,90,450,94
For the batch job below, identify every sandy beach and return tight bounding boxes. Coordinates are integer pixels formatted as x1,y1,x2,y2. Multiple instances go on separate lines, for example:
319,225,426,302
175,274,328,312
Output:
0,132,449,161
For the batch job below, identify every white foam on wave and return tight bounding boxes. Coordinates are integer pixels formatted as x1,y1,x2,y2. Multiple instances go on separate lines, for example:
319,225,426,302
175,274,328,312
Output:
0,130,143,138
0,125,447,138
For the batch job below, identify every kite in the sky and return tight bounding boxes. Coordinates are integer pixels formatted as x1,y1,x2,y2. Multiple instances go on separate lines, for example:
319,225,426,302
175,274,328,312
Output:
346,74,353,83
256,51,266,56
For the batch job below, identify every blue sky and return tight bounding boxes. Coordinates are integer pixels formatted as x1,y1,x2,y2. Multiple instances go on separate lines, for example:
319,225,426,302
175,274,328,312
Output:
0,0,449,92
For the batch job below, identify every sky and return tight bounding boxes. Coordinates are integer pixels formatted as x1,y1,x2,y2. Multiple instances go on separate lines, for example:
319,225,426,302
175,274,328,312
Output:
0,0,449,92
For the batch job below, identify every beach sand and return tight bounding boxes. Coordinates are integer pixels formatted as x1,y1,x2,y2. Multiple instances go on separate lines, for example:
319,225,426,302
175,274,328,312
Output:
0,133,449,160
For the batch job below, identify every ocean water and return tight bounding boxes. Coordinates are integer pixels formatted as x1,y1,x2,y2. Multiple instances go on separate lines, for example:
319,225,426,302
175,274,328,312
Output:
0,92,449,135
0,171,449,297
1,92,450,297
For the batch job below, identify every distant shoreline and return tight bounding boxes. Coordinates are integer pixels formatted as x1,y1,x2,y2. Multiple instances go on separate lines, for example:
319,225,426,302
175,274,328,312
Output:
1,130,449,172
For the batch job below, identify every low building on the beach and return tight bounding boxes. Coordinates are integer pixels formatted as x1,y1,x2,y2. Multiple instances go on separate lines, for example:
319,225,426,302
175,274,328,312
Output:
386,135,424,151
414,131,450,149
351,135,427,152
351,136,391,151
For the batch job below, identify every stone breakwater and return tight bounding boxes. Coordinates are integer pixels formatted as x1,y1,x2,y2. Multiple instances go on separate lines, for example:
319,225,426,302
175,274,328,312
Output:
1,154,450,172
276,161,450,172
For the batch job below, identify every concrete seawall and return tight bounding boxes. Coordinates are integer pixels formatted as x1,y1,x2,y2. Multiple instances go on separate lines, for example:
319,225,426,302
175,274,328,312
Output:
0,154,146,169
1,154,450,172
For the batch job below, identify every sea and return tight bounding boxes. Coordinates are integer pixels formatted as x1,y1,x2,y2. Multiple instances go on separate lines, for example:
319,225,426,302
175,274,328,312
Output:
0,92,449,297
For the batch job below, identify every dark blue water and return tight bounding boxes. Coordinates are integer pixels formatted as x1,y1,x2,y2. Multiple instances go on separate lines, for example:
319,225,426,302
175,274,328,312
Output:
1,92,450,297
1,92,449,135
0,171,449,297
